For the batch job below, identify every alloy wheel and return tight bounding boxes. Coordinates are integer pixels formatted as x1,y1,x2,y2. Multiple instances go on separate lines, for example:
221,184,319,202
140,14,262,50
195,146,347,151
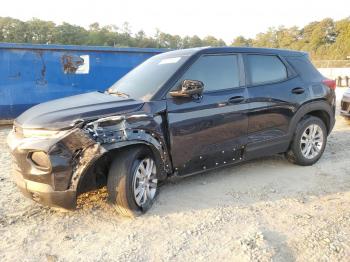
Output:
132,157,158,206
300,124,324,159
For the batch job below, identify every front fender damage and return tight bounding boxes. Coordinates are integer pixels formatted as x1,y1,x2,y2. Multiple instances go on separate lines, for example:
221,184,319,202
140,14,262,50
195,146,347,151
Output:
52,128,107,191
69,143,106,190
67,112,172,200
83,113,172,175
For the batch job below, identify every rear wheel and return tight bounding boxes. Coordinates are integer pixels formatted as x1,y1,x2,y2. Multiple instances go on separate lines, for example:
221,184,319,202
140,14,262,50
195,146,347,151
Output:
107,146,159,217
286,116,327,166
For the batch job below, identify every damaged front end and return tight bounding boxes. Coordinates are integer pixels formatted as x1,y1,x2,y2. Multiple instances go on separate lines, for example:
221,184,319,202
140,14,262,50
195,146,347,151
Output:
84,113,171,172
7,125,106,209
7,109,172,210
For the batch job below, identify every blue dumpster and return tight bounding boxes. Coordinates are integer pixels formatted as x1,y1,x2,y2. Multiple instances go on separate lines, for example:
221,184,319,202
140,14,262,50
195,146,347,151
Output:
0,43,165,119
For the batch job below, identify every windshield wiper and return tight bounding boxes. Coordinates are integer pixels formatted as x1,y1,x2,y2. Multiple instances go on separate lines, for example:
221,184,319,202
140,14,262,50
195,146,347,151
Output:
107,90,130,98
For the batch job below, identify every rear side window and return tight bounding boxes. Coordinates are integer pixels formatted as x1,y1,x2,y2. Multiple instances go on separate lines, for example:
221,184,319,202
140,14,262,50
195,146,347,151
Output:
247,55,287,85
286,56,322,81
180,55,240,92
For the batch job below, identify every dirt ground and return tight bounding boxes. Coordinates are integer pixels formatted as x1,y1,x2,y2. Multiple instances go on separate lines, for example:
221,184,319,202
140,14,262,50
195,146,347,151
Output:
1,88,350,262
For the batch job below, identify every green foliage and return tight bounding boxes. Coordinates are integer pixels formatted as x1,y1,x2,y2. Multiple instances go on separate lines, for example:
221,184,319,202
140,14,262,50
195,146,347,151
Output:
0,17,225,49
231,36,252,47
0,16,349,60
230,17,350,60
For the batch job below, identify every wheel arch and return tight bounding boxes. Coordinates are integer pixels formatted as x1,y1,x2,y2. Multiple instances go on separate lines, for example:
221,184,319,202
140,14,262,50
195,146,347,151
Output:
288,100,335,137
75,141,169,196
75,111,173,198
104,140,169,180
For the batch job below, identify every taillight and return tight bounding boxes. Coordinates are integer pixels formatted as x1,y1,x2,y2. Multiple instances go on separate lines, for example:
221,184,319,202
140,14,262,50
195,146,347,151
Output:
322,79,336,90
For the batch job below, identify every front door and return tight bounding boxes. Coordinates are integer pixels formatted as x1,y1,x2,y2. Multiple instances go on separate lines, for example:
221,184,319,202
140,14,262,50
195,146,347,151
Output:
166,54,248,175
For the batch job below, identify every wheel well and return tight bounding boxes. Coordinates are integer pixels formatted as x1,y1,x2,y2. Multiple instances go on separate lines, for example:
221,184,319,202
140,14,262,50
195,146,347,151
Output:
76,144,161,196
304,110,330,133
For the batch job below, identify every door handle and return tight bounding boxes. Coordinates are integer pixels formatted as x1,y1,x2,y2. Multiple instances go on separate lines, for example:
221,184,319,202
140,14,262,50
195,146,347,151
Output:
228,96,245,104
292,87,305,94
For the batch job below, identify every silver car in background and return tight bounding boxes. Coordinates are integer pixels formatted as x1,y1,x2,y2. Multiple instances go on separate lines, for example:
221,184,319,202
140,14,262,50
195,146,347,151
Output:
341,88,350,117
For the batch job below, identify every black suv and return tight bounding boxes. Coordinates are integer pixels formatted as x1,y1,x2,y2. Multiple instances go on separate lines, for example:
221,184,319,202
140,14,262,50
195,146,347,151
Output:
7,47,336,216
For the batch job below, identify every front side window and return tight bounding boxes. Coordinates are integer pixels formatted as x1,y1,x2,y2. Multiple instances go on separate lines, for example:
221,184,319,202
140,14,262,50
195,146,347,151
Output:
108,53,190,101
178,55,240,92
247,55,287,85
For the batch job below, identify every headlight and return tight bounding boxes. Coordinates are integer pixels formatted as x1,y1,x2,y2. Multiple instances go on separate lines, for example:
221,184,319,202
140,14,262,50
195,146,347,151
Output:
22,129,68,138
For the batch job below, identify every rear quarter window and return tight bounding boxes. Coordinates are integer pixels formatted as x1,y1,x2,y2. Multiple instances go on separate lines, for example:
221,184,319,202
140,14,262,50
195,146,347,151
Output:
286,56,323,81
247,55,287,85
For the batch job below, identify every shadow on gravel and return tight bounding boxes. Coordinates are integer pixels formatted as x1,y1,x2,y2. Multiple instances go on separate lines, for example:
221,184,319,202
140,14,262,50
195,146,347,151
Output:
265,230,295,262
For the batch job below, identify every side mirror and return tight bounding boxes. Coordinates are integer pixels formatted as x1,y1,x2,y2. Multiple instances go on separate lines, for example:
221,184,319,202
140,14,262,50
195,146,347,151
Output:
169,80,204,98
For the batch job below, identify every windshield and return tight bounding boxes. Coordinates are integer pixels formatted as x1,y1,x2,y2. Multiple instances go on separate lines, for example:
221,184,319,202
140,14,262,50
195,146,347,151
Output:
108,53,190,101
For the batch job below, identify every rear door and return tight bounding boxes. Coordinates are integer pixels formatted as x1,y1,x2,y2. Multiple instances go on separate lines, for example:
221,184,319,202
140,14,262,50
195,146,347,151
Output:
166,54,248,175
244,54,306,157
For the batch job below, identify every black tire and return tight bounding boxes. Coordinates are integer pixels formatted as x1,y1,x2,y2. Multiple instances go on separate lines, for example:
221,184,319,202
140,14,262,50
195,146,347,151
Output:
107,146,159,217
285,116,327,166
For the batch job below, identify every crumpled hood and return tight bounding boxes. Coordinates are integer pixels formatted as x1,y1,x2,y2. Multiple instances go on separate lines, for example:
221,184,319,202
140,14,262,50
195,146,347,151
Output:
16,91,144,130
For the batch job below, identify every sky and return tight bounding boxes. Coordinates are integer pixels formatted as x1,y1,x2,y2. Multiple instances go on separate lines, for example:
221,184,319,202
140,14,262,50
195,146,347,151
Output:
1,0,349,43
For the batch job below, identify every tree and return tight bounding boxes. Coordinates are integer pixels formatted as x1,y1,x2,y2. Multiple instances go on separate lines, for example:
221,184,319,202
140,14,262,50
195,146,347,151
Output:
332,17,350,59
0,16,350,63
188,35,203,47
0,17,28,43
53,22,88,45
231,36,252,46
202,36,225,47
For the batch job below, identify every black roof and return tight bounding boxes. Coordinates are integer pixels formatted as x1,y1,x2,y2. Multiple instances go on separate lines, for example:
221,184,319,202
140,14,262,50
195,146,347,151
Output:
162,46,307,58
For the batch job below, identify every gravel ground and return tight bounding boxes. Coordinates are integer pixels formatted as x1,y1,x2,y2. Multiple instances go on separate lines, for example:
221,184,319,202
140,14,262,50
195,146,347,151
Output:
1,88,350,261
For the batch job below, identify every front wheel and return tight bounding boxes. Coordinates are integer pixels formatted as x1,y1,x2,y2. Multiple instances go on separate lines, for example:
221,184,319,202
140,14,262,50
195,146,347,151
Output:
286,116,327,166
107,146,159,217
